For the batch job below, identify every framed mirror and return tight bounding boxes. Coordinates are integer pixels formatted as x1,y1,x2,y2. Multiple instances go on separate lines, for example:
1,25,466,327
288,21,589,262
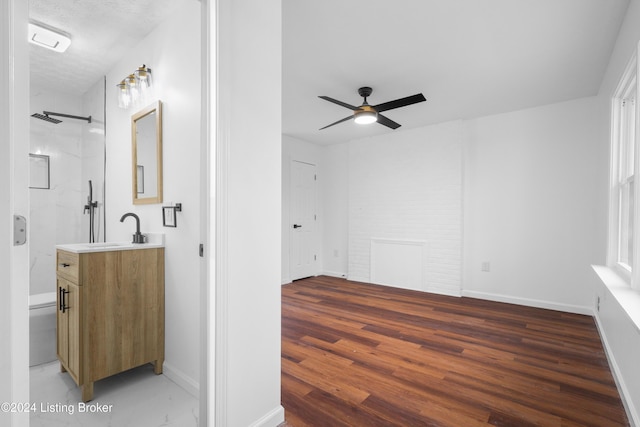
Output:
132,100,162,204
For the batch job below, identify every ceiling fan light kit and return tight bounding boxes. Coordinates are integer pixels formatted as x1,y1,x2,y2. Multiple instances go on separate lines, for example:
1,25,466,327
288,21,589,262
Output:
354,106,377,125
319,86,426,130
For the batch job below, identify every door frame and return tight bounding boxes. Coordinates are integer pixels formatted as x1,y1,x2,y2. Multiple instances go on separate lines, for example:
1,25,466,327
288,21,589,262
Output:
1,0,30,426
3,2,217,427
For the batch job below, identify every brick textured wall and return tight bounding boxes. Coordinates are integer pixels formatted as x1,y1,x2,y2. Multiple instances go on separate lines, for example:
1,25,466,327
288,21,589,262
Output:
348,121,463,296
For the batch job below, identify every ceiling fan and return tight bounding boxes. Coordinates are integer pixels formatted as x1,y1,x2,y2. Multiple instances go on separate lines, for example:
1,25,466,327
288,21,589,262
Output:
318,87,426,130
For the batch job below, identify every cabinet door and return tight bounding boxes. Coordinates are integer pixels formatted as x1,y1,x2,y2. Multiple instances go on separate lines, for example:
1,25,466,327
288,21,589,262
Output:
66,281,81,382
56,277,81,384
56,278,68,366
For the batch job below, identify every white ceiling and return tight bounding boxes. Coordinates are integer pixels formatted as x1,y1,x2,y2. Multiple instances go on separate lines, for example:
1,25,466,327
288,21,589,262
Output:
29,0,191,97
283,0,629,145
30,1,629,146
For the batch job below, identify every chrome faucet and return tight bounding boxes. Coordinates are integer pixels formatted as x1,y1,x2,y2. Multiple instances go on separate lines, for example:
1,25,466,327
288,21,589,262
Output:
120,212,146,244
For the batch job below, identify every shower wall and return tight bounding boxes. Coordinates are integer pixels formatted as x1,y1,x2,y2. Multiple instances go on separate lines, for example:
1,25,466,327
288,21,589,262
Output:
81,78,106,243
29,79,105,296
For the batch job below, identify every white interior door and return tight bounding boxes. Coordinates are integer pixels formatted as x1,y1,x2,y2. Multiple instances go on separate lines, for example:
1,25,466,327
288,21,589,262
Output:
290,160,316,281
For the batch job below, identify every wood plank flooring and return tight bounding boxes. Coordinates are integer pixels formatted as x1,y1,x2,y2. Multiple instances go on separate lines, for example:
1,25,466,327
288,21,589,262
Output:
281,276,629,427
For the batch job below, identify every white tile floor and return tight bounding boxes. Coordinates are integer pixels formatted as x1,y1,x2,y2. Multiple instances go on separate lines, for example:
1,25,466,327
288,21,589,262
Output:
30,361,199,427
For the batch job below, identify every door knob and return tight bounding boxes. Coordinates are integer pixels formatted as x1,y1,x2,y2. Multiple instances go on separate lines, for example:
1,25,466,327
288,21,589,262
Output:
292,224,302,229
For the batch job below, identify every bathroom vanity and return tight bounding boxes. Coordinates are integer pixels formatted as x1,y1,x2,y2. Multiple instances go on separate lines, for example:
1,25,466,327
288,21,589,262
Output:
55,241,164,402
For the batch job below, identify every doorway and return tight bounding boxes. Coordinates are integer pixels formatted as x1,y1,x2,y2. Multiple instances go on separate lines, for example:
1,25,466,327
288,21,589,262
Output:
289,160,317,281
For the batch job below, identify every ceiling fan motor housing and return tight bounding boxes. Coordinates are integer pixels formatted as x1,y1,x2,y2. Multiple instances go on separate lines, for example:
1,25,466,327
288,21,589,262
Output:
358,86,373,99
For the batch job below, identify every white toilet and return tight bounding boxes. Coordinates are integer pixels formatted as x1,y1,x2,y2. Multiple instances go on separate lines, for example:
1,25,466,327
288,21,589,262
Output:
29,292,57,367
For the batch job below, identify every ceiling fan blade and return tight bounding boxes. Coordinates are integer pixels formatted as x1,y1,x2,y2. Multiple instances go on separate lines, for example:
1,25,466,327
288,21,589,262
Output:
319,115,354,130
318,96,360,111
376,113,401,129
373,93,426,113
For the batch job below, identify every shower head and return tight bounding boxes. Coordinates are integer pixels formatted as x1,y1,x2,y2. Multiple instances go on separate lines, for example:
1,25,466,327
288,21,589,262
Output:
30,111,92,124
31,113,62,124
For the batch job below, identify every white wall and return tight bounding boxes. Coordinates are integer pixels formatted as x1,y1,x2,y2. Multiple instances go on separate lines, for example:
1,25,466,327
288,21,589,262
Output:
315,98,603,311
81,78,107,243
105,2,201,394
348,121,463,296
592,0,640,424
29,88,84,296
463,97,604,313
321,142,349,278
218,0,283,425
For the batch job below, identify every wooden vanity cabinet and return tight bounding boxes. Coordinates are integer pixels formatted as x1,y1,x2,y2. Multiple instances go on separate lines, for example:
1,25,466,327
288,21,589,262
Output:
56,247,164,402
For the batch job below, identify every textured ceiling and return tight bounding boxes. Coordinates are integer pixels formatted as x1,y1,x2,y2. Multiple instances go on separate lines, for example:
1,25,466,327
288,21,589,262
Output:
29,0,192,96
283,0,630,145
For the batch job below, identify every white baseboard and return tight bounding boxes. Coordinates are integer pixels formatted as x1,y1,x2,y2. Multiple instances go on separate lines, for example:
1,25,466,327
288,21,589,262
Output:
593,312,639,427
347,275,369,283
321,270,347,278
163,361,199,398
461,289,593,315
250,405,285,427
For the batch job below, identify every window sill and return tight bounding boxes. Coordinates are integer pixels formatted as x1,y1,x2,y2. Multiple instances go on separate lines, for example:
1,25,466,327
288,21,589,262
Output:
592,265,640,333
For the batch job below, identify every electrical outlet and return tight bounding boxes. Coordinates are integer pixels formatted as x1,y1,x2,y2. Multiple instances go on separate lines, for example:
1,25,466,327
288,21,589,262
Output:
481,262,490,272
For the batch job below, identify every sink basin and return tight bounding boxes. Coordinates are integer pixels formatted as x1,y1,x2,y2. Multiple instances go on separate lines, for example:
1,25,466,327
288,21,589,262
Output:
83,242,127,248
56,235,164,253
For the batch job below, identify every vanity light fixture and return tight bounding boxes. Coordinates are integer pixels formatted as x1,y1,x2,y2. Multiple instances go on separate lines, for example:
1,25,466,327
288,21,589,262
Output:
28,22,71,53
116,65,153,109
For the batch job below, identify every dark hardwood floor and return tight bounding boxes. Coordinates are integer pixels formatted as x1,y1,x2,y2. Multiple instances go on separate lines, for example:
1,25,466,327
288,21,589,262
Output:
281,276,629,427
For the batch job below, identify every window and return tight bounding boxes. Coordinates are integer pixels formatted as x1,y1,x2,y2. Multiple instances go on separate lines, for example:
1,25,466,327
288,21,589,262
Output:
610,50,638,283
618,77,636,269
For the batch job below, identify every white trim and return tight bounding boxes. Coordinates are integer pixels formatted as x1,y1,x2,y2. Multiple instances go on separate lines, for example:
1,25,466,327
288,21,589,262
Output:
592,265,640,333
321,270,347,279
594,312,639,427
461,290,593,315
200,0,214,425
164,362,200,398
3,1,30,426
248,405,285,427
608,47,639,287
428,286,462,298
347,275,370,284
215,0,231,424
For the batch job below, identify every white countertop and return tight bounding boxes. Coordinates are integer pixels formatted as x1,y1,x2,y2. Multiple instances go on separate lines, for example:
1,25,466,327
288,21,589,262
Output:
57,233,165,253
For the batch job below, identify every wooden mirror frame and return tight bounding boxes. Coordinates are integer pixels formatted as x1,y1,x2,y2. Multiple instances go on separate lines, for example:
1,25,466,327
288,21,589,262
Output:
132,100,163,204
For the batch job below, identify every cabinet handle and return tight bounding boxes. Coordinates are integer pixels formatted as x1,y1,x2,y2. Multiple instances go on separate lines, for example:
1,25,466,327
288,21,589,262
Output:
59,287,69,313
61,263,70,268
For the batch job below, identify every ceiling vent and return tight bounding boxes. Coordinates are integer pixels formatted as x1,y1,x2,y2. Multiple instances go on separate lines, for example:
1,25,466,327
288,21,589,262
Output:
28,23,71,53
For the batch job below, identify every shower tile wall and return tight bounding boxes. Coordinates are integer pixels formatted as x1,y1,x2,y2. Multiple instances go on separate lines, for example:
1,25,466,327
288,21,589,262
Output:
29,83,105,296
81,78,106,244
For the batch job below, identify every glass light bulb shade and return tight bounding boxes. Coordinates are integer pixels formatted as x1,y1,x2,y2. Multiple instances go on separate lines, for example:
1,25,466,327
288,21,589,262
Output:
116,81,131,109
126,74,140,104
354,110,377,125
134,65,153,90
